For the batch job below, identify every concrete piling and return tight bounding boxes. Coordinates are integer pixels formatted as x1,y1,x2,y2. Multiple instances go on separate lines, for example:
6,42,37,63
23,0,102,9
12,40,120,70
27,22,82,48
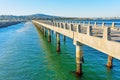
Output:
75,42,84,75
44,27,46,37
48,29,51,42
63,35,66,42
103,27,113,68
56,33,60,52
106,55,113,68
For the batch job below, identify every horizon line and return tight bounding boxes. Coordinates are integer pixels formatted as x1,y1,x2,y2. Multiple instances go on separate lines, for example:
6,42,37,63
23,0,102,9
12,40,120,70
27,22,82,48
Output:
0,13,120,19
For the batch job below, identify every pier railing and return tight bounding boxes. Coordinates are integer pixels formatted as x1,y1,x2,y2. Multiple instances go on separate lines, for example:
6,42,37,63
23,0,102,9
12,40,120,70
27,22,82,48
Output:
38,20,120,41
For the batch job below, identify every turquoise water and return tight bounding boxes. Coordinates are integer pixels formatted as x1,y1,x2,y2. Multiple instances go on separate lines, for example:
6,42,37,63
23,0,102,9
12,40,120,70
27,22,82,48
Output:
61,19,120,27
0,22,120,80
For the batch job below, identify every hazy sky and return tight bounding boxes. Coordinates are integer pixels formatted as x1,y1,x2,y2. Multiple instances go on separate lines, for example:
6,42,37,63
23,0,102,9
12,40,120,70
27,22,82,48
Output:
0,0,120,17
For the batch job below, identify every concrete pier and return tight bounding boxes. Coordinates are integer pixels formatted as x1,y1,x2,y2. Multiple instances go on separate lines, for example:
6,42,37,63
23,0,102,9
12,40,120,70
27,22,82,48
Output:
33,20,120,75
56,33,60,52
48,29,51,42
33,20,120,60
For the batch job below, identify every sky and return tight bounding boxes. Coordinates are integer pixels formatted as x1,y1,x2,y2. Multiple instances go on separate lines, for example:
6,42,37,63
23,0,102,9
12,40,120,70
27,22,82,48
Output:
0,0,120,17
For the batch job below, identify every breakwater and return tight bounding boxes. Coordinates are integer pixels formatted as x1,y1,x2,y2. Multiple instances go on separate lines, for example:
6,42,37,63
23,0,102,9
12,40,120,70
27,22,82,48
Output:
0,21,21,28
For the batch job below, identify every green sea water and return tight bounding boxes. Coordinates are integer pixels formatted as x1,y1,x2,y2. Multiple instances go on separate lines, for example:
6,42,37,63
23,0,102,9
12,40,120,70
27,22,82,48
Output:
0,22,120,80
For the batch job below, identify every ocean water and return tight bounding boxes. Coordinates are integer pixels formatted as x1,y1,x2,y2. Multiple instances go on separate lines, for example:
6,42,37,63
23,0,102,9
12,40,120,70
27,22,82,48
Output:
61,19,120,27
0,21,120,80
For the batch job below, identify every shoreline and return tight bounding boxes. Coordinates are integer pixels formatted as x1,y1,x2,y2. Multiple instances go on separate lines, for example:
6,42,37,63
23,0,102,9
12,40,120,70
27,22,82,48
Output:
0,21,22,28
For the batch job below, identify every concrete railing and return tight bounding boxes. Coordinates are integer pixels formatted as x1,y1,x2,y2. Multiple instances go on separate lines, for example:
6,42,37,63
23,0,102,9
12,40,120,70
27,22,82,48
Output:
33,20,120,59
38,20,120,39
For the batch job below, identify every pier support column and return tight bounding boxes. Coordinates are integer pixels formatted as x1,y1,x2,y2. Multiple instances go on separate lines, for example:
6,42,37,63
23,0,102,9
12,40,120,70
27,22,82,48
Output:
40,26,42,31
54,31,56,34
56,33,60,52
74,41,84,75
54,31,57,38
44,28,46,37
41,27,44,32
103,27,113,68
51,30,53,34
63,35,66,42
106,55,113,68
48,29,51,42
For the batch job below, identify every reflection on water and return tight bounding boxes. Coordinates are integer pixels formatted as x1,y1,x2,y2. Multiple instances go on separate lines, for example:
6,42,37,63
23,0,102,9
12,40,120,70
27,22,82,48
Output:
0,22,120,80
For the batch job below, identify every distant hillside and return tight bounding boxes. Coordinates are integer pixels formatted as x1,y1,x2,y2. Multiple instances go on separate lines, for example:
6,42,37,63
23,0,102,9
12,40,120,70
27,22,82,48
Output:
0,14,61,20
0,14,120,21
29,14,59,18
